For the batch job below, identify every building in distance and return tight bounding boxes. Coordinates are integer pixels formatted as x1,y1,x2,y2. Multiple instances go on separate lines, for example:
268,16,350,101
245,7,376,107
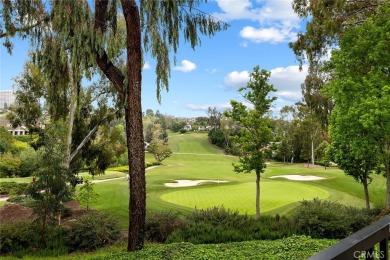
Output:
0,90,16,112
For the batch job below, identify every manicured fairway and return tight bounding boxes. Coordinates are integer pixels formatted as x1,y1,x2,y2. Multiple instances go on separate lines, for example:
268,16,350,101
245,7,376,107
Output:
86,131,386,225
160,181,329,214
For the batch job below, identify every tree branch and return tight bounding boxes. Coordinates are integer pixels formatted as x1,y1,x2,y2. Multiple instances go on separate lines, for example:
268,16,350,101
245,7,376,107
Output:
94,0,126,103
68,109,119,164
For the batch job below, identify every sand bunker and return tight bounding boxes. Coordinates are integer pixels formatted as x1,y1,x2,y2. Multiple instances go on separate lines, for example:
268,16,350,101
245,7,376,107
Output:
165,179,229,187
270,175,325,181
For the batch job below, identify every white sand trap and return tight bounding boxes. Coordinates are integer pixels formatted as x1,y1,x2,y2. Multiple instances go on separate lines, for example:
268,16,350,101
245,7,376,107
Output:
165,179,229,187
270,175,325,181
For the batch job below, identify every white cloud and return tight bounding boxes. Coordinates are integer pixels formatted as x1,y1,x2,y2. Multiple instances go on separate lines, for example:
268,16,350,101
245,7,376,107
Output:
214,0,300,43
224,70,250,89
269,65,308,102
213,0,258,21
173,60,196,72
223,65,307,103
143,61,151,70
240,26,295,43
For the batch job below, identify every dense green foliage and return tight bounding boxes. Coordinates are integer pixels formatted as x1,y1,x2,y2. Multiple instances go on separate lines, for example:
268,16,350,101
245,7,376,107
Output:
324,3,390,207
0,221,68,257
166,207,297,244
208,128,225,148
91,235,337,260
293,199,377,238
145,211,185,243
67,211,122,252
0,220,39,254
0,181,28,195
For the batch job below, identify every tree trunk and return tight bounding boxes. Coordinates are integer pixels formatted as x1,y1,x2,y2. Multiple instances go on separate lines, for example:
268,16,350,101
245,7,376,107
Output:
362,176,370,210
122,0,146,251
255,171,260,219
311,138,315,166
65,62,78,169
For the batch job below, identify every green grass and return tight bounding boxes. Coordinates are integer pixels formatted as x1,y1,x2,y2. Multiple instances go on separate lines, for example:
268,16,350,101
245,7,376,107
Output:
2,131,386,225
161,181,329,214
0,177,33,183
79,171,126,180
85,132,386,226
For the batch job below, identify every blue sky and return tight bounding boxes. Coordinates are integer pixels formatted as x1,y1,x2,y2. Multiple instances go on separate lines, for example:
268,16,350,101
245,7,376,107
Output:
0,0,308,118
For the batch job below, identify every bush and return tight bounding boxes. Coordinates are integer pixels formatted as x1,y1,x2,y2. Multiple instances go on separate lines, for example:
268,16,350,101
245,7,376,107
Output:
293,198,375,239
146,161,161,167
145,211,185,243
0,182,28,195
0,220,39,254
0,220,69,257
66,211,122,252
0,155,21,177
179,129,187,134
208,129,225,148
167,206,298,244
19,148,39,177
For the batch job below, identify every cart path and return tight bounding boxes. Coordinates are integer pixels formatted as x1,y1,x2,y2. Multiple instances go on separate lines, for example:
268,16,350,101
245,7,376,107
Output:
0,166,159,202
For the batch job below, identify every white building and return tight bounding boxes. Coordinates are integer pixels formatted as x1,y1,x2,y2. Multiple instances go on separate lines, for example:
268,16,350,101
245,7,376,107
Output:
0,118,28,136
0,90,16,110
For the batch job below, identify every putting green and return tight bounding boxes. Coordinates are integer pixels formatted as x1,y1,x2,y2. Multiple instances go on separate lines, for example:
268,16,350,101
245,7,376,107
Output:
160,180,329,215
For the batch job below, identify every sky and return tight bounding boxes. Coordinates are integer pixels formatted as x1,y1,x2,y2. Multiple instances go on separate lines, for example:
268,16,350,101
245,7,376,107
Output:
0,0,309,118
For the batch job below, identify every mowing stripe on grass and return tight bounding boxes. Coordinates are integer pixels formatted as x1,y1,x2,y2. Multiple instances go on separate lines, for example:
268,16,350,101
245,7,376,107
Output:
160,181,329,215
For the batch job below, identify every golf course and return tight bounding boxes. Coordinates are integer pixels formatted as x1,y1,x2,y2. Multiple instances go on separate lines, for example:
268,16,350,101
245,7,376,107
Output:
90,132,387,226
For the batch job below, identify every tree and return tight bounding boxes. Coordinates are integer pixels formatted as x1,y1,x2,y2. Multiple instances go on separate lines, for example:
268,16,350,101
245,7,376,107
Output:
315,140,330,168
207,106,222,129
225,66,276,219
77,179,99,211
328,115,381,209
1,0,227,251
297,104,322,167
148,141,172,163
28,121,72,246
0,126,13,155
324,3,390,207
290,0,380,130
220,116,236,150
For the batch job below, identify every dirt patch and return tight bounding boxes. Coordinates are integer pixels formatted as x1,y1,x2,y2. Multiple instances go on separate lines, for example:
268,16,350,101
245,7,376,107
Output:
0,201,87,226
0,203,35,224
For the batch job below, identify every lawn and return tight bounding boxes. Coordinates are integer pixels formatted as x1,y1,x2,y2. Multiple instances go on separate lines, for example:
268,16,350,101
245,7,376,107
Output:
1,132,385,223
161,181,329,214
88,132,386,226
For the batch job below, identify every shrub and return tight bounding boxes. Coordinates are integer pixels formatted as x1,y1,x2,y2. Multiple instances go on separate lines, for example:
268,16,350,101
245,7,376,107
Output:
179,129,187,134
0,220,39,254
108,165,129,172
19,147,39,177
293,198,375,239
145,211,185,243
167,206,298,244
375,207,390,220
0,155,21,177
187,206,251,228
0,182,28,195
66,211,122,252
208,129,225,148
